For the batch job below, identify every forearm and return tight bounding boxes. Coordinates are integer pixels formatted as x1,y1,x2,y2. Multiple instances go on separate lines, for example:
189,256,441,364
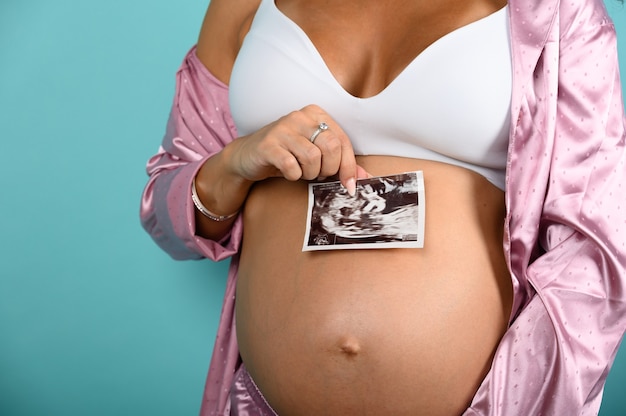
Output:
193,142,254,241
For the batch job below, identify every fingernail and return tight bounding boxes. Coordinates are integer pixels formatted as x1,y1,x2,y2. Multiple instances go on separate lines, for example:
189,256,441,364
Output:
346,178,356,196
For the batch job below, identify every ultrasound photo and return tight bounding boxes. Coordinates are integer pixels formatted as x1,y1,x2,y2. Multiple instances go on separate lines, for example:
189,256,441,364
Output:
303,171,425,251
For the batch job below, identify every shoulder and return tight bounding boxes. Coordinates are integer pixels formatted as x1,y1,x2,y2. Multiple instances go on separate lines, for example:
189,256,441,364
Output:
196,0,262,84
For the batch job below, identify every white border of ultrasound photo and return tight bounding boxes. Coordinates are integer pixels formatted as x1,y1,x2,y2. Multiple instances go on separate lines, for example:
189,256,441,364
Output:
303,171,425,251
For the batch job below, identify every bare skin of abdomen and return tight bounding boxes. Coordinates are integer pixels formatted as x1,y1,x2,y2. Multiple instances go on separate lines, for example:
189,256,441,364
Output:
236,156,513,416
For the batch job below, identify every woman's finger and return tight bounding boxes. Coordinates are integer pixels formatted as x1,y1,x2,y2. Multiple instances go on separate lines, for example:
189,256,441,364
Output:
311,127,342,178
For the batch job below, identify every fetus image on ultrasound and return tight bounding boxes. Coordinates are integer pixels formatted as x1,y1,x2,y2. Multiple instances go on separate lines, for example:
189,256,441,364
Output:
304,172,425,250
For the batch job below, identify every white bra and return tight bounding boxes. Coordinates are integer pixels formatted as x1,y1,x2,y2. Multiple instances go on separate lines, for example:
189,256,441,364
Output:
229,0,512,189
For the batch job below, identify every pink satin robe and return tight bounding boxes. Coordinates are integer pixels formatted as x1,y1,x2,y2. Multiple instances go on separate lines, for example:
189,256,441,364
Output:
140,0,626,414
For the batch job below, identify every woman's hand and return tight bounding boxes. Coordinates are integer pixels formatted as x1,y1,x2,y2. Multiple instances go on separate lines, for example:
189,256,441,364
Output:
192,104,368,240
225,104,368,195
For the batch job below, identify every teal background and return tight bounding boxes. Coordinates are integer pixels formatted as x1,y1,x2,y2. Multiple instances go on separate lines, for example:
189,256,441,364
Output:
0,0,624,414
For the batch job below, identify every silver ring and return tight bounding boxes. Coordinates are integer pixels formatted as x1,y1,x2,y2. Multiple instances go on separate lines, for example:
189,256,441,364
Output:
309,122,329,144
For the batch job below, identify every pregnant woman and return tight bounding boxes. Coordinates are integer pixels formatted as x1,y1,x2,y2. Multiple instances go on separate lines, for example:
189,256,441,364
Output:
141,0,626,414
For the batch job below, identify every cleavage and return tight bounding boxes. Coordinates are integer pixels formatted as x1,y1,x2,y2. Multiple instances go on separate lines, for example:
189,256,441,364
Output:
273,0,506,98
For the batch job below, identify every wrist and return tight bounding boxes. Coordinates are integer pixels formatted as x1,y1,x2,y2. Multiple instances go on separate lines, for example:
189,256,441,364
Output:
191,177,239,221
219,140,255,189
193,147,253,220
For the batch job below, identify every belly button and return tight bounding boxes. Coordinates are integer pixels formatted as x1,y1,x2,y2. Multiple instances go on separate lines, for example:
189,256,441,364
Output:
338,337,362,357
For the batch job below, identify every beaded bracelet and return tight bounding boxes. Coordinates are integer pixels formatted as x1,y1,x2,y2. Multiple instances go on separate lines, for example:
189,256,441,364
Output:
191,178,239,222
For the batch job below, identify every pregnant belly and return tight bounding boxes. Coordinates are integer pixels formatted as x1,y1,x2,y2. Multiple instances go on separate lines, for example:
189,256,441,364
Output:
235,156,513,416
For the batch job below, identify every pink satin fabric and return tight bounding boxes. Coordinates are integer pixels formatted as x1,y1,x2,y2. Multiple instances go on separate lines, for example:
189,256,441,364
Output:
140,0,626,414
230,365,279,416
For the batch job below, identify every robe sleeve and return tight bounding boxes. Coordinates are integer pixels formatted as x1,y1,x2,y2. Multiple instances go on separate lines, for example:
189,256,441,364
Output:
139,47,242,261
467,2,626,414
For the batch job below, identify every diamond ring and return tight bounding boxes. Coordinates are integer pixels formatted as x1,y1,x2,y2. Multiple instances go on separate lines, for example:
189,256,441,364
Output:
309,122,329,144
